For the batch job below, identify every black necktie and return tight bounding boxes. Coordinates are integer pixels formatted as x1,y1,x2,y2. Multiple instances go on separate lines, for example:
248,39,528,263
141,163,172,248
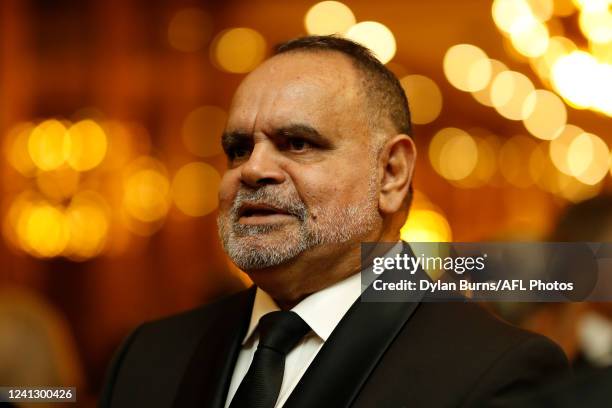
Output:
229,311,311,408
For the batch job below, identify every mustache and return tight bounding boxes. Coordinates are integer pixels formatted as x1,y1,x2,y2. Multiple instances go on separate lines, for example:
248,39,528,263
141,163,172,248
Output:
230,186,308,222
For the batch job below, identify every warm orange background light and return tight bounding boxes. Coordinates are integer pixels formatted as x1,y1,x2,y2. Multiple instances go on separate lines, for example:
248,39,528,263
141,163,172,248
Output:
0,0,609,399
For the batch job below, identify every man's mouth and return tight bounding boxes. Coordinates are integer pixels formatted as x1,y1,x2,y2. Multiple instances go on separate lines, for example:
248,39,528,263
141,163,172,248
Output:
237,202,295,225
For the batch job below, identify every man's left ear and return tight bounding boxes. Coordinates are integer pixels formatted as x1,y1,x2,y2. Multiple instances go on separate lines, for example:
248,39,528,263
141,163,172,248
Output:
378,134,416,214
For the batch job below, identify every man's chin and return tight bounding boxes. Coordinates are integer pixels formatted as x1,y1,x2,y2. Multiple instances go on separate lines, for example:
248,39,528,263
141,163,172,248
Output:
231,230,301,252
231,217,298,236
224,231,306,271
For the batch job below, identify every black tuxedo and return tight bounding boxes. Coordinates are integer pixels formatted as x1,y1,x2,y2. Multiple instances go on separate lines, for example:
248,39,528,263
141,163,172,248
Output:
100,257,568,408
99,292,568,407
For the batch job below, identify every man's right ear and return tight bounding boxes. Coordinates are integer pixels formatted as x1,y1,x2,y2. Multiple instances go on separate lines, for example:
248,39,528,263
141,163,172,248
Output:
378,134,416,215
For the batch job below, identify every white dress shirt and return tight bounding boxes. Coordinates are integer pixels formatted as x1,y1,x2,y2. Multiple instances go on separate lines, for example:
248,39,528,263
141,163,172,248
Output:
224,242,403,407
224,272,362,408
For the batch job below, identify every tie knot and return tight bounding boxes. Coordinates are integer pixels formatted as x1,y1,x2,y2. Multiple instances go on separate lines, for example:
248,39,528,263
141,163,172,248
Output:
257,311,310,355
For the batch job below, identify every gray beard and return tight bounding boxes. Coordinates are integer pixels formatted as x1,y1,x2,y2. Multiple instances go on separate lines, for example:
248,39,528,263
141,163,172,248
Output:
217,170,380,271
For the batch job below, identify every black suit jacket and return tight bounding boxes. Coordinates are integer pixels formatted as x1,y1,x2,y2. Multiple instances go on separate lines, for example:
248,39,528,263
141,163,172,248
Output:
100,264,568,408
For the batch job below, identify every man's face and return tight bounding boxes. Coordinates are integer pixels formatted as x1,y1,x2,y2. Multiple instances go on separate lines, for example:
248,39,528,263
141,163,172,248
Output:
217,51,382,271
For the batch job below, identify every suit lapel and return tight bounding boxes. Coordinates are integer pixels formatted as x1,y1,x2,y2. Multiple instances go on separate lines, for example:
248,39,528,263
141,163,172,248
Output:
285,242,426,408
171,286,256,408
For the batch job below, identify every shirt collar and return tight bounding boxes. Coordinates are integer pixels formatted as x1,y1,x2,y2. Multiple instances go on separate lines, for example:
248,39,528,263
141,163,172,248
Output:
242,286,280,345
291,272,361,341
241,242,404,345
241,273,361,345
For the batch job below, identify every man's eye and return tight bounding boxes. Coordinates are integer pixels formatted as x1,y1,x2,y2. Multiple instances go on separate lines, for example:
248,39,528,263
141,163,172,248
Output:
228,146,251,160
287,138,311,151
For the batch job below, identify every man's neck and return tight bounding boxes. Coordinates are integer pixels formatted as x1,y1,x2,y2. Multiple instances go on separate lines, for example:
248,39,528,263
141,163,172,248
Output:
247,233,401,309
247,242,364,307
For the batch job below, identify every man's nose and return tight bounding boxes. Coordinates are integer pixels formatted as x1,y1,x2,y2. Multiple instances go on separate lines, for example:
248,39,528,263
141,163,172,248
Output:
240,142,286,187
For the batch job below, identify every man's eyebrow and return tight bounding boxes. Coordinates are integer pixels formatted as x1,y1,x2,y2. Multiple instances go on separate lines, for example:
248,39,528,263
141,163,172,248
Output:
221,131,252,150
221,124,332,150
273,124,330,146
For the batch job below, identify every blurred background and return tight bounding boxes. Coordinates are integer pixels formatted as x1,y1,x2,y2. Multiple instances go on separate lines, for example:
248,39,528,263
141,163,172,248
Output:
0,0,611,406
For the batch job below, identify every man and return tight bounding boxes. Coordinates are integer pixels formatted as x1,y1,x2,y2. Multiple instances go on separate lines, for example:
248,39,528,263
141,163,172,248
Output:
99,36,568,408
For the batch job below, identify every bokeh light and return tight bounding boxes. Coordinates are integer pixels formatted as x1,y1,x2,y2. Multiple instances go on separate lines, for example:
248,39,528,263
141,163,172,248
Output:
28,120,69,171
2,116,161,259
472,59,508,106
65,119,107,171
551,50,609,111
212,28,266,73
530,36,577,81
0,2,608,277
490,0,612,117
182,106,226,157
529,141,562,193
20,202,69,258
443,44,492,92
510,20,550,57
579,6,612,44
5,190,111,260
567,132,610,185
172,162,221,217
522,89,567,140
167,8,212,52
529,142,604,202
557,174,603,203
452,130,500,188
64,191,110,260
429,128,478,181
590,41,612,64
590,63,612,116
550,50,594,108
401,209,452,242
304,1,356,35
3,122,37,176
572,0,608,10
123,157,171,223
499,135,537,187
549,124,584,175
3,191,39,252
492,0,537,34
527,0,555,21
491,71,535,120
102,121,149,170
36,167,80,202
400,75,443,125
345,21,396,64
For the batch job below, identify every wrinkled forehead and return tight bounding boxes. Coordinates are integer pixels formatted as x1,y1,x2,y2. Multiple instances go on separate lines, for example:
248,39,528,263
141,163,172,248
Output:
227,51,364,134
